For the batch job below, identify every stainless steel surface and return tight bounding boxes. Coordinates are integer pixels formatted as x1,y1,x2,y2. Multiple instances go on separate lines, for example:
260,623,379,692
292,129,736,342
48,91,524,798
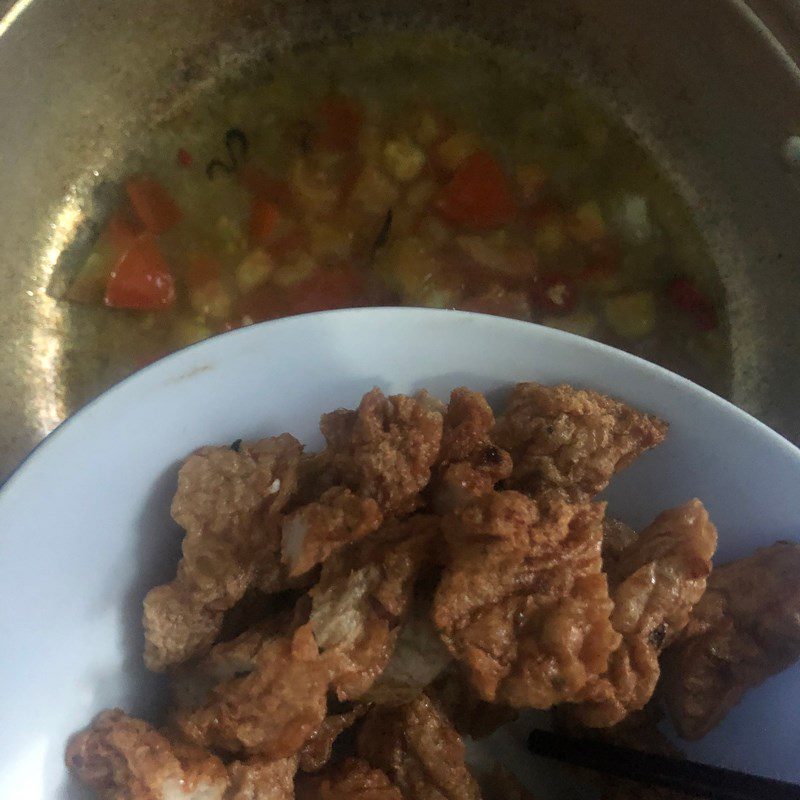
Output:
1,0,799,479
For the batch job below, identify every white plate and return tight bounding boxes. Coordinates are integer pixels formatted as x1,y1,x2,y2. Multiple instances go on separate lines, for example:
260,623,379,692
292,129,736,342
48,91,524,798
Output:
1,308,798,799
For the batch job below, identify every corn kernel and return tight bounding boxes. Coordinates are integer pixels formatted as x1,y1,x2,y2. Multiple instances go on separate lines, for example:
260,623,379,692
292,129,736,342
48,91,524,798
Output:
175,318,212,346
215,215,247,256
236,249,273,293
190,280,231,319
351,165,400,214
570,201,606,243
272,251,317,286
413,111,441,147
535,221,566,254
290,158,339,214
383,137,427,182
437,131,480,172
604,291,656,338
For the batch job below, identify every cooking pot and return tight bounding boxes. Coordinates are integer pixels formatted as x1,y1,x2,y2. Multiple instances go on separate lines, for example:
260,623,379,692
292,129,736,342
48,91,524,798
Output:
1,0,799,479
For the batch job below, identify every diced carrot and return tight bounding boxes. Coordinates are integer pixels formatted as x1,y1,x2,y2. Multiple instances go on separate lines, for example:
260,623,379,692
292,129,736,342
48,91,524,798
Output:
532,273,578,314
126,177,182,235
437,151,517,230
316,95,363,152
104,234,175,310
666,277,717,331
249,199,281,245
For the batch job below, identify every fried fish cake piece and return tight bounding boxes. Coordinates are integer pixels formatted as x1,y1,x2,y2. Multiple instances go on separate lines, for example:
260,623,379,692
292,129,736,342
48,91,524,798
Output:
296,758,403,800
281,486,382,578
170,624,329,759
319,388,443,516
662,540,800,739
568,500,717,728
143,435,303,671
432,491,619,707
493,383,667,502
429,389,512,514
65,709,228,800
310,515,440,700
357,695,482,800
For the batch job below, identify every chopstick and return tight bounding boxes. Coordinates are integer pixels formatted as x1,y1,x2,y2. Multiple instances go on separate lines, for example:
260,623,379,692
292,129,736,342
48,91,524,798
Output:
527,728,800,800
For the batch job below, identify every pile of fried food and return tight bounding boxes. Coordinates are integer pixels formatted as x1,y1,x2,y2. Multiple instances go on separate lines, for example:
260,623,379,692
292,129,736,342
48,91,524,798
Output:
66,383,800,800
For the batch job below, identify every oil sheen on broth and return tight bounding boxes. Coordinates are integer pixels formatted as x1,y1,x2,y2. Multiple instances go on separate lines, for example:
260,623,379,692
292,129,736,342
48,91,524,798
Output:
55,32,730,410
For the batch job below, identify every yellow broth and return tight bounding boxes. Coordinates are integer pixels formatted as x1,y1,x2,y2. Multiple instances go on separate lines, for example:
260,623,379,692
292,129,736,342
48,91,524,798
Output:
56,32,731,410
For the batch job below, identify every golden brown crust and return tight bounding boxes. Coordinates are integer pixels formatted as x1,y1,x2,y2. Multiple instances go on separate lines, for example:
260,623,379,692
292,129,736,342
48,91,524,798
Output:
65,709,228,800
320,388,443,516
143,435,303,671
225,755,298,800
568,500,717,727
493,383,667,502
429,389,512,514
281,487,383,577
142,582,224,674
357,695,482,800
662,541,800,739
170,624,329,759
432,491,620,707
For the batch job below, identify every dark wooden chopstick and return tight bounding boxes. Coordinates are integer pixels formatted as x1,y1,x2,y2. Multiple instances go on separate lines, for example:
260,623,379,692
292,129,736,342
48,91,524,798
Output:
527,728,800,800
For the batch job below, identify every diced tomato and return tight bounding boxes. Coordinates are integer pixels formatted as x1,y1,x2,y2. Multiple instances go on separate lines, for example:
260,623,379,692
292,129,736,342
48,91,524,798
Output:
249,199,281,245
532,273,578,314
177,148,193,167
437,151,517,230
104,234,176,310
185,254,221,290
126,177,182,235
666,277,717,331
316,95,363,152
237,266,365,322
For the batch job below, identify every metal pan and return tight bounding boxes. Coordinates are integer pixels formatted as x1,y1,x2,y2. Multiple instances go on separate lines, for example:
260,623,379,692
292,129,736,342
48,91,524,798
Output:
1,0,799,479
